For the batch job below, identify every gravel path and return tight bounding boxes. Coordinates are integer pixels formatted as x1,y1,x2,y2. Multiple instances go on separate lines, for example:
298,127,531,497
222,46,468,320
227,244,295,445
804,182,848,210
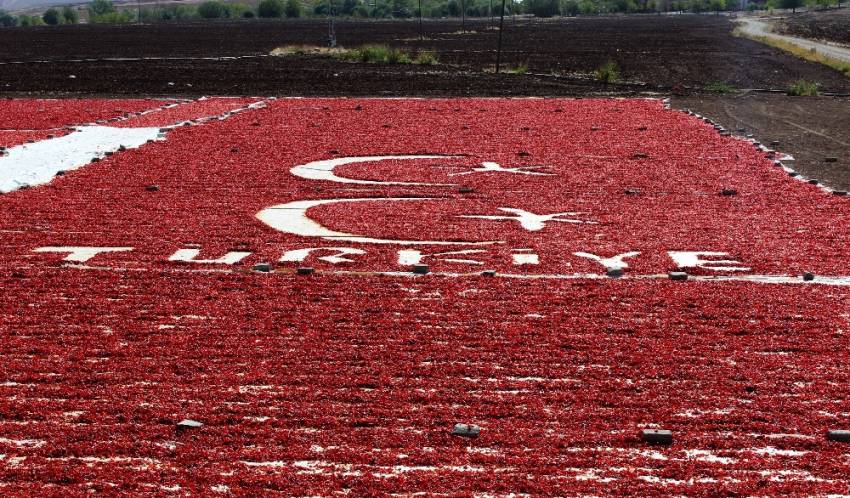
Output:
737,16,850,64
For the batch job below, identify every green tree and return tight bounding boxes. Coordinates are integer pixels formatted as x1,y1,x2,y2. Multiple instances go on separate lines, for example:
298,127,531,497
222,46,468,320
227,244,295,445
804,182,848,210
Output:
708,0,725,11
285,0,301,16
780,0,803,10
258,0,285,16
561,0,580,14
43,7,61,24
223,3,252,17
525,0,559,15
0,9,17,26
61,5,79,23
391,0,412,16
197,0,225,17
18,14,45,25
88,0,117,16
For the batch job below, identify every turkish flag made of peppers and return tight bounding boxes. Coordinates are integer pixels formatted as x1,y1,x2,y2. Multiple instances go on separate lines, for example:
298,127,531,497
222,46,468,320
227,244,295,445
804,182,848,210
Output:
0,98,849,495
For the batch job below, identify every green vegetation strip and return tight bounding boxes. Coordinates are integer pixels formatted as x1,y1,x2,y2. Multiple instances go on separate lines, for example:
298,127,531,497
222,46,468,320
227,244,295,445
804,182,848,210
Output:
271,44,438,65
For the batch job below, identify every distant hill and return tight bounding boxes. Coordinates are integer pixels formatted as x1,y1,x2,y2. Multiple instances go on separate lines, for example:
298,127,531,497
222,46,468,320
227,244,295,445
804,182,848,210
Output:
0,0,75,13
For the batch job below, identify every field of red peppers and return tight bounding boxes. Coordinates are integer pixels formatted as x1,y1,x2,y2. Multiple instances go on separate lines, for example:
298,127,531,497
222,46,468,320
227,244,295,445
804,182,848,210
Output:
1,97,849,495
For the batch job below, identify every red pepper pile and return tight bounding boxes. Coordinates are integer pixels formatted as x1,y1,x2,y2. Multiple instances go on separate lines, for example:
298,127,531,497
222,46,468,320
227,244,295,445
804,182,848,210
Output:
0,98,849,495
0,98,168,130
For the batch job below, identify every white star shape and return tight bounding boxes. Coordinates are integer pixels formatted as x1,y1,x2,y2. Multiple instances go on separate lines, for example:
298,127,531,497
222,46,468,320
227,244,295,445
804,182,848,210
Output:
458,207,597,231
449,161,553,177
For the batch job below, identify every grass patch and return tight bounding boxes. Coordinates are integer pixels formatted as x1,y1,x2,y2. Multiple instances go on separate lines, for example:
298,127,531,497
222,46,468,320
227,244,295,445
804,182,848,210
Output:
271,44,437,66
386,47,412,64
507,62,529,75
788,79,819,96
270,45,348,57
349,44,391,63
414,51,438,65
595,60,619,84
706,82,736,93
734,29,850,78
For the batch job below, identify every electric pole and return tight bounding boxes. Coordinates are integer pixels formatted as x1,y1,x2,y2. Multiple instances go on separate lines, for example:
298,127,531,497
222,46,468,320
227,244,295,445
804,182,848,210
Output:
495,0,506,73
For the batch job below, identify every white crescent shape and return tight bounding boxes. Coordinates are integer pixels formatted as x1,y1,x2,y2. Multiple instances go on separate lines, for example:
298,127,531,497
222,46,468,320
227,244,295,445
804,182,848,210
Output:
256,198,500,245
289,155,459,186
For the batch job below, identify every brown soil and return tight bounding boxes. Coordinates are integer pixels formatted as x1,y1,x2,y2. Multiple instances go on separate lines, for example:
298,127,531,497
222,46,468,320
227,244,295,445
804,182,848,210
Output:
774,8,850,46
0,16,849,96
673,92,850,191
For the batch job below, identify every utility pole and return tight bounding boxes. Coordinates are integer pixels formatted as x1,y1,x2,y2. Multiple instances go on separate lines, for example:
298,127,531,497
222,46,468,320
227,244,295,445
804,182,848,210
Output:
328,0,336,47
461,0,465,32
418,0,423,40
137,0,141,23
495,0,506,73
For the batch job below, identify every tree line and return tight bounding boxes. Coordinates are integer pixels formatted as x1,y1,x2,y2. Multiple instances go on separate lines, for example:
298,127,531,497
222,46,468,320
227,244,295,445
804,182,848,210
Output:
0,0,843,27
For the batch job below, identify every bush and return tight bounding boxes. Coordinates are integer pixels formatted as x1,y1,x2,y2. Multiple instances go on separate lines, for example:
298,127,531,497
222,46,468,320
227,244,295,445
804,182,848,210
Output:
0,10,17,27
706,82,734,93
242,9,255,17
197,0,226,18
42,8,60,24
224,3,252,17
526,0,559,16
595,60,619,83
386,47,412,64
18,14,45,26
61,6,79,23
284,0,301,17
788,79,818,96
414,51,438,65
258,0,285,17
338,45,418,64
88,0,116,16
354,44,391,62
508,62,529,74
562,0,580,15
90,10,134,23
140,4,198,21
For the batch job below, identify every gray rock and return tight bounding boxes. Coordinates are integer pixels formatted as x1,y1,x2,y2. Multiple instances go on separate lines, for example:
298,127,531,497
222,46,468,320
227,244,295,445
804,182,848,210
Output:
641,429,673,445
413,264,430,275
668,271,688,281
176,419,203,433
452,423,481,438
253,263,272,273
607,267,623,278
827,429,850,443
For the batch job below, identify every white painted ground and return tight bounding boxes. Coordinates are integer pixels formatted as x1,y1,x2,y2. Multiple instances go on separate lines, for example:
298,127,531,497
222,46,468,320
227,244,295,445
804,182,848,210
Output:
0,126,161,193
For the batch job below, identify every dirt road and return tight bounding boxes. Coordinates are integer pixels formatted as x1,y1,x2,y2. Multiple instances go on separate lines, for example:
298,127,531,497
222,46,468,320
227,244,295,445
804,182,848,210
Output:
737,16,850,64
